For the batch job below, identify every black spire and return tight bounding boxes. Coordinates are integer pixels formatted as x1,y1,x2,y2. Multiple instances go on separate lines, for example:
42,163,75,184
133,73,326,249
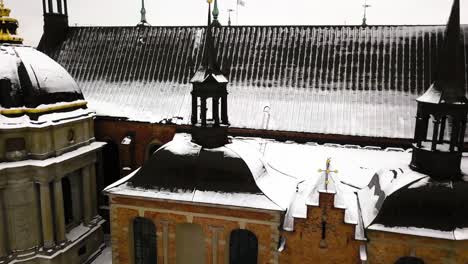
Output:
417,0,466,105
410,0,468,180
189,0,229,148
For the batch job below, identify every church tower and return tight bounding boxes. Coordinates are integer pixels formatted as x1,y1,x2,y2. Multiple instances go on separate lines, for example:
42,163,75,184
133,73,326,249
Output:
0,0,23,44
410,0,467,180
190,0,229,148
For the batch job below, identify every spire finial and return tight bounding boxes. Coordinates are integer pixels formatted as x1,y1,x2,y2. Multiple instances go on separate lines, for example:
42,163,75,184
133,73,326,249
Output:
211,0,221,27
362,0,371,26
227,9,234,26
138,0,150,26
203,0,216,69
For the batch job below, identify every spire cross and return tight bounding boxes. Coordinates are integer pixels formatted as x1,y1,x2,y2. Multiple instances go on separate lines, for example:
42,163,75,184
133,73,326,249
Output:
318,158,338,190
227,9,234,26
362,0,371,26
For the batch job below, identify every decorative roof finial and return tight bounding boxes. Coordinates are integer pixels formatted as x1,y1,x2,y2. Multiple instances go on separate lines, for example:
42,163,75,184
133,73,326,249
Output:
137,0,150,26
0,0,23,44
203,0,216,71
227,9,234,26
362,0,371,27
211,0,221,27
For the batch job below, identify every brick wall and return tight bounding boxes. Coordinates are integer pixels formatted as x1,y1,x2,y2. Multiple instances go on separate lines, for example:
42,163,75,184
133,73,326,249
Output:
367,230,468,264
280,193,362,264
94,119,177,173
110,196,282,264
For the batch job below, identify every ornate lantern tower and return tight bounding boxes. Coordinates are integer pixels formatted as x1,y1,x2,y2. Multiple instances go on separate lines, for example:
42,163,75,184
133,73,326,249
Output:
410,0,467,180
190,0,229,148
0,0,23,44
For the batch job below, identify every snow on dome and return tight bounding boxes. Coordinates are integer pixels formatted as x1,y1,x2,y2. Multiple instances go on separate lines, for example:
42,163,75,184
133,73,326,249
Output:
0,44,84,112
357,159,468,240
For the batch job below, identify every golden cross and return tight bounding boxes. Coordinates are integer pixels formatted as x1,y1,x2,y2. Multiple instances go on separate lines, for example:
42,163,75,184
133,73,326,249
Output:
318,158,338,190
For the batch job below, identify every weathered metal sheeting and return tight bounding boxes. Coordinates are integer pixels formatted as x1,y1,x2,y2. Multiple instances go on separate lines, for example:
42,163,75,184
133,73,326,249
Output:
47,25,468,139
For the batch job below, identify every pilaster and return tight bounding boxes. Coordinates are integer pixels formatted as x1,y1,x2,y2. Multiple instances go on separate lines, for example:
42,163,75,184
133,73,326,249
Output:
53,179,66,242
0,188,7,258
39,182,55,249
89,164,98,217
82,166,93,225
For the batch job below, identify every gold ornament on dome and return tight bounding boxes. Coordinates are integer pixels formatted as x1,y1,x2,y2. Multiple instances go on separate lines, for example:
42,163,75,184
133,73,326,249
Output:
0,0,23,44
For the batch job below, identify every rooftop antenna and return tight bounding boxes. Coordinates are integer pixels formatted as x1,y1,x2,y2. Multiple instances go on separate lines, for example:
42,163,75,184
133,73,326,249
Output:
137,0,150,26
362,0,371,27
227,9,235,26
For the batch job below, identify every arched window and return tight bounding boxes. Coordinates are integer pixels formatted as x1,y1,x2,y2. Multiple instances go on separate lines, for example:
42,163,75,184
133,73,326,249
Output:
395,256,425,264
229,229,258,264
62,177,73,227
133,217,157,264
176,223,205,264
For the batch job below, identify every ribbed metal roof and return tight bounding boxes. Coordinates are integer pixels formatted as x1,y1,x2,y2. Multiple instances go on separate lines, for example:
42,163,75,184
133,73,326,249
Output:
46,25,468,139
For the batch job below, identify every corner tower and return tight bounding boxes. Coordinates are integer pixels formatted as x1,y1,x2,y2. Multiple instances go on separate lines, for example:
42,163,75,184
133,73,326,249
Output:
410,0,467,180
0,0,23,44
190,0,229,148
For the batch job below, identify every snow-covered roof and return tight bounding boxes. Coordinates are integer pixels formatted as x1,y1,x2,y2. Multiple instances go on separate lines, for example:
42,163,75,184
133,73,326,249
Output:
358,166,468,240
105,133,294,211
104,133,468,240
45,25,468,139
104,132,468,240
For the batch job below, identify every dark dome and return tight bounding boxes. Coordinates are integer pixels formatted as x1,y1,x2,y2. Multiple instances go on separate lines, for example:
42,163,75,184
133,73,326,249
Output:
373,176,468,231
0,45,84,110
129,134,264,193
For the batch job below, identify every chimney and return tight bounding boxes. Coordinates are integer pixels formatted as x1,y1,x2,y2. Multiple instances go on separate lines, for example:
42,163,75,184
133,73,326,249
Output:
38,0,69,53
